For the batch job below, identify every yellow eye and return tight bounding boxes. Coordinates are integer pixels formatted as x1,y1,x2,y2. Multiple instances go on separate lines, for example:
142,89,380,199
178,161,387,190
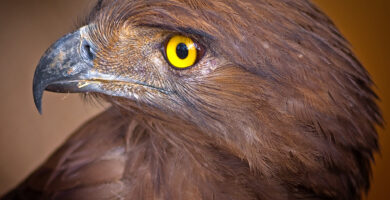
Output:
166,35,199,69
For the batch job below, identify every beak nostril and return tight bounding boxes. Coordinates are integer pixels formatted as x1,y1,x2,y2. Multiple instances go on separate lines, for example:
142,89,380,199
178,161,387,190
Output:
86,44,94,60
81,40,96,64
84,43,95,60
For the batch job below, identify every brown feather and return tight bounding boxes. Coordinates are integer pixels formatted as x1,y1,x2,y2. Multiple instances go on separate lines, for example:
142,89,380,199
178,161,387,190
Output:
2,0,382,199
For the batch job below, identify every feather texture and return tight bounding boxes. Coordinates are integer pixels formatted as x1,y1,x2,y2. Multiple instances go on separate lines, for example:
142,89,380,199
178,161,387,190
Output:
2,0,382,199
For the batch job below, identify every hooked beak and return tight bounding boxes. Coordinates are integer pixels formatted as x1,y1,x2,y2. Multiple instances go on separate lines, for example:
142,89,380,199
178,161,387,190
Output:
33,26,101,113
33,26,171,114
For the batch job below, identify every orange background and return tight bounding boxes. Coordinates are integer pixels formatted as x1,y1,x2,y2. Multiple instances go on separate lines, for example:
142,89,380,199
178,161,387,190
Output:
0,0,388,199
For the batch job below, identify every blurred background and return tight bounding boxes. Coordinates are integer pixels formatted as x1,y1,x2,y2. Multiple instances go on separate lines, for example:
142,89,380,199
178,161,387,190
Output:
0,0,388,199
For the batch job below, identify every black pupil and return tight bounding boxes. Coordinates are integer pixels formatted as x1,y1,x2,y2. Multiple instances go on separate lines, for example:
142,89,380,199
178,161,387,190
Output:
176,43,189,59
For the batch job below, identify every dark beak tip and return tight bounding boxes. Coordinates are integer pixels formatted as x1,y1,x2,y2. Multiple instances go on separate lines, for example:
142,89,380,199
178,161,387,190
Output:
34,98,43,115
33,84,44,114
33,68,47,115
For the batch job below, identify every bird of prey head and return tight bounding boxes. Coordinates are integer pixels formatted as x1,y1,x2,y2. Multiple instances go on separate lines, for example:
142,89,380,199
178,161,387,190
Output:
31,0,382,199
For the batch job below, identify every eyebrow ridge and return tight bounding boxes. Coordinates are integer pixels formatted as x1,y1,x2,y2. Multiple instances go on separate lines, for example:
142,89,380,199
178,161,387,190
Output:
137,23,214,40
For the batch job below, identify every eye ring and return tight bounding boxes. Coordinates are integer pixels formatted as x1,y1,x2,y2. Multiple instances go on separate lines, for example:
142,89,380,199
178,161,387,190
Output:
163,35,205,69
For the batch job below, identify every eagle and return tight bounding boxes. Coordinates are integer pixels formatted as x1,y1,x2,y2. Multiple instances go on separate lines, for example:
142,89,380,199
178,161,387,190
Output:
2,0,382,199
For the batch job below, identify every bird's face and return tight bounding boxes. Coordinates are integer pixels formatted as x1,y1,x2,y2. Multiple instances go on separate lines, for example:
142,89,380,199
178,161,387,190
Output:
85,25,225,114
33,0,268,135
